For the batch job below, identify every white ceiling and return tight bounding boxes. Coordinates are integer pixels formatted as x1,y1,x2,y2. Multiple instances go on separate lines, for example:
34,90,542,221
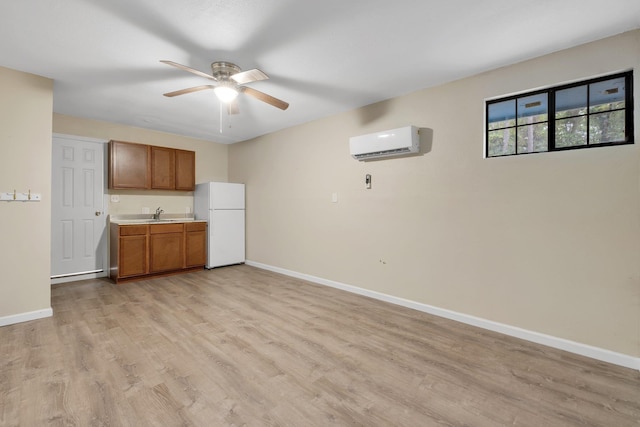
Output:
1,1,639,144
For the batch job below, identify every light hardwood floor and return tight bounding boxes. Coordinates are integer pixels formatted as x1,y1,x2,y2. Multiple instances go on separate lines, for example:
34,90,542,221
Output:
1,265,638,426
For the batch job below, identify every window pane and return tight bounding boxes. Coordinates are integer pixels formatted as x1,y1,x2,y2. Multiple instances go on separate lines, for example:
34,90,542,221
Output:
589,77,626,113
589,110,626,144
556,117,587,148
488,99,515,130
555,85,587,118
517,93,547,125
488,128,515,156
517,124,548,153
486,71,632,158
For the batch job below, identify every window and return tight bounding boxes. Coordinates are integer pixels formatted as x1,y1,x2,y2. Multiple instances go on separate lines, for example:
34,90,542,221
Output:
486,71,633,157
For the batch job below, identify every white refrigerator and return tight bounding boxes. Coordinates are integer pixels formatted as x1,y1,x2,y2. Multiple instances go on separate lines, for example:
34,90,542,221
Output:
194,182,245,268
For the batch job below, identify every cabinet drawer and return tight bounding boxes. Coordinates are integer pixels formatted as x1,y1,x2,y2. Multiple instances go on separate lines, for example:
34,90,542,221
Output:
185,222,206,232
149,223,184,234
119,225,149,236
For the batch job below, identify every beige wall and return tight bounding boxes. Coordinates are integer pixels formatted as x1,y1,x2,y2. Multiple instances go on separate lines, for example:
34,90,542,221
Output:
0,67,53,318
53,114,228,216
230,30,640,357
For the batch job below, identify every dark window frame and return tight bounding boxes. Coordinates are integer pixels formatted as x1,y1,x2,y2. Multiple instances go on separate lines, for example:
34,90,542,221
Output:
485,71,634,158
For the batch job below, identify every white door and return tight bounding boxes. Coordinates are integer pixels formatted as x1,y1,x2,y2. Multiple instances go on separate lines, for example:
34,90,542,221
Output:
211,182,245,209
209,209,245,268
51,135,107,280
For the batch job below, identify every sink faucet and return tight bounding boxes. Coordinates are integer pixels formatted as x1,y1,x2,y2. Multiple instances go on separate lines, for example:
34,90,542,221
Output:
153,207,164,220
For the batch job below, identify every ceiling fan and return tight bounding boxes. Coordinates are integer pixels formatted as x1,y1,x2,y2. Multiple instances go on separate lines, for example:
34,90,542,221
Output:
160,60,289,113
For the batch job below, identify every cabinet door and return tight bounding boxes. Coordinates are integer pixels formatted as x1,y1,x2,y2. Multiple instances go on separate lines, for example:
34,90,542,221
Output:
151,146,176,190
119,235,148,277
149,224,184,273
149,233,184,272
185,223,207,267
109,141,150,189
175,149,195,191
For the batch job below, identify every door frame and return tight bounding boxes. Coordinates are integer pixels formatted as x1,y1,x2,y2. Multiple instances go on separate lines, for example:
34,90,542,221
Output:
51,133,109,285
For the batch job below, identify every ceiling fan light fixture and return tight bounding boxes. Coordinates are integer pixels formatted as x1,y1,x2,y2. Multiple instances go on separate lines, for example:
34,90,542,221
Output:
214,85,239,103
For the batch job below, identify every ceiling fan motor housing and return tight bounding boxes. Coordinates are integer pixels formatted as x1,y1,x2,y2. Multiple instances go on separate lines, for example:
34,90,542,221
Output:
211,62,242,80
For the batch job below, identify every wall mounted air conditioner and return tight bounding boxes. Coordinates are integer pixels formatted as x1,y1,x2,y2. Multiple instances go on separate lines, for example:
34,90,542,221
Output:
349,126,419,161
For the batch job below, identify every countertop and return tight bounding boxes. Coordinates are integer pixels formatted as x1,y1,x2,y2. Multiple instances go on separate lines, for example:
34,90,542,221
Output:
109,215,207,225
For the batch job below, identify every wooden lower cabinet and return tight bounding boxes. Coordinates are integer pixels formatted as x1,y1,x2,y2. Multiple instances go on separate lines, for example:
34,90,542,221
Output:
119,235,148,277
110,221,207,283
110,224,148,279
149,223,184,273
185,222,207,267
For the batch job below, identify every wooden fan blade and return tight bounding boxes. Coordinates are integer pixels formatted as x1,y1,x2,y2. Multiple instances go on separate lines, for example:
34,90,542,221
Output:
163,85,215,97
241,86,289,110
231,68,269,85
227,99,240,115
160,60,217,81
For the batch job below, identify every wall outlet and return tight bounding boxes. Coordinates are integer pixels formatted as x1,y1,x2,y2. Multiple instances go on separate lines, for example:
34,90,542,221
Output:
142,207,150,214
186,206,192,214
331,192,338,203
110,194,120,203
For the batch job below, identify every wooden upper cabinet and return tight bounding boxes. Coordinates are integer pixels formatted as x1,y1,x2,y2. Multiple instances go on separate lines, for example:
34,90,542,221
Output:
109,140,195,191
175,149,196,191
151,146,176,190
109,141,150,189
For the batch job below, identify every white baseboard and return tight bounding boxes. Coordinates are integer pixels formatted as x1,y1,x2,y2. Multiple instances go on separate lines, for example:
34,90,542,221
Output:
0,308,53,327
51,271,108,285
246,260,640,371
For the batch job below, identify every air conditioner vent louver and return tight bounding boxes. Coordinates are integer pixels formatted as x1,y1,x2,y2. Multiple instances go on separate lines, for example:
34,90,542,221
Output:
353,147,412,160
349,126,419,161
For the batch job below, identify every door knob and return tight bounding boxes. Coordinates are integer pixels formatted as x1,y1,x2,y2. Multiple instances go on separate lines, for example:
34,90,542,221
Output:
95,211,102,216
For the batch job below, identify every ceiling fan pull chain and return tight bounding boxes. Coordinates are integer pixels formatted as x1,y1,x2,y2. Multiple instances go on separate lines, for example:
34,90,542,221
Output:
219,100,223,134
